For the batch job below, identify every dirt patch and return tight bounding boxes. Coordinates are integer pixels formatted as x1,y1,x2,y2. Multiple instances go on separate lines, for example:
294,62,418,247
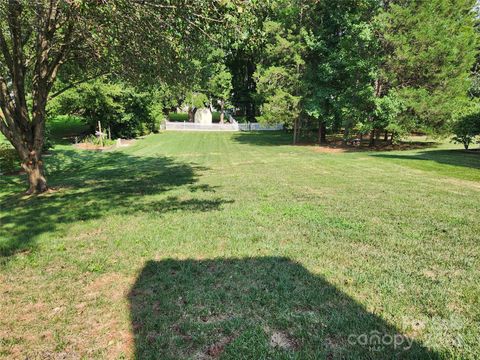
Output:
269,331,298,351
118,139,136,147
84,272,131,302
313,146,351,153
197,314,231,324
74,142,112,151
405,319,426,338
196,336,236,359
300,140,439,153
70,273,134,358
73,227,104,242
324,335,345,350
74,139,135,151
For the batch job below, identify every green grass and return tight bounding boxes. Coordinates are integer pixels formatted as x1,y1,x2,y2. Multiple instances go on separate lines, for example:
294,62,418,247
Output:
0,131,479,359
1,115,89,174
47,115,89,140
0,115,88,147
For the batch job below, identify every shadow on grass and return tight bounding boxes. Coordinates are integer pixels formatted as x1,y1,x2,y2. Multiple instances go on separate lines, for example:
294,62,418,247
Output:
129,257,438,359
232,132,442,153
232,131,293,146
0,149,231,259
371,149,480,170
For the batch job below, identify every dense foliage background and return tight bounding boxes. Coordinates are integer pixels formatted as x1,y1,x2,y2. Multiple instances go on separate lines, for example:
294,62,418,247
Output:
45,0,480,147
1,0,480,190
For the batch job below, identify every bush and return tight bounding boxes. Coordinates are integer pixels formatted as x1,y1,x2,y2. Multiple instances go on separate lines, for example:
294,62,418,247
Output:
149,102,166,133
0,143,20,175
49,80,159,139
82,135,115,147
452,111,480,150
43,124,55,152
116,89,155,138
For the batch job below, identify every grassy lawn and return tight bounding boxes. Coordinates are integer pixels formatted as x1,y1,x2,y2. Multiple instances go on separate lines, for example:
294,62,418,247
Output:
47,115,89,141
0,131,479,358
1,115,88,146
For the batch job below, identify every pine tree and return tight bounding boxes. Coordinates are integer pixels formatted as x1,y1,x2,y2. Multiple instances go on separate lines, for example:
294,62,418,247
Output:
378,0,479,134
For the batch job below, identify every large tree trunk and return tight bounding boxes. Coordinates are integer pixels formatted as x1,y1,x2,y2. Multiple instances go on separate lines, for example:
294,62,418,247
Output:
0,92,49,194
4,113,49,194
22,155,48,194
13,111,49,194
220,100,225,124
0,0,73,194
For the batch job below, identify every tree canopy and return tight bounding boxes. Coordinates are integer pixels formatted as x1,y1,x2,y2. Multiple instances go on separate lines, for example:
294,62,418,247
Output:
1,0,479,193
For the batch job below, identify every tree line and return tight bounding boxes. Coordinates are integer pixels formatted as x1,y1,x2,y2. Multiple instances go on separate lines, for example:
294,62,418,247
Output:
0,0,479,194
226,0,479,147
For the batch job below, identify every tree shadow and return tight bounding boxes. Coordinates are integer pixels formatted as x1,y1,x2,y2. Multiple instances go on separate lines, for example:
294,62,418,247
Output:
370,149,480,170
129,257,438,359
232,131,293,146
0,149,232,259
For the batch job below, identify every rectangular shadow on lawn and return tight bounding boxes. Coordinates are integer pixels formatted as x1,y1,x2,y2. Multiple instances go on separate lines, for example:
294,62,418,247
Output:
129,257,438,359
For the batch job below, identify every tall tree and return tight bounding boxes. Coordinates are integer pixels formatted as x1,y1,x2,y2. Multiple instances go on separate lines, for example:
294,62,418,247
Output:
254,19,306,143
302,0,379,144
378,0,479,135
0,0,233,194
207,50,233,123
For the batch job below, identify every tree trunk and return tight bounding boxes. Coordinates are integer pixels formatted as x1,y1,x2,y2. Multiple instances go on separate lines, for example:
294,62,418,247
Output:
318,120,326,145
0,0,73,194
246,102,255,122
369,129,376,147
22,156,48,194
318,120,321,145
220,100,225,124
293,118,298,144
343,128,350,144
384,131,388,142
188,107,194,122
369,78,383,148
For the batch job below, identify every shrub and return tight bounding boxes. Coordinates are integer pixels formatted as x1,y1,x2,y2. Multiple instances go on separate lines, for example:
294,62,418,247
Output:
49,80,158,139
452,111,480,150
116,89,155,138
149,102,166,132
82,135,115,147
0,143,20,175
43,124,55,152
